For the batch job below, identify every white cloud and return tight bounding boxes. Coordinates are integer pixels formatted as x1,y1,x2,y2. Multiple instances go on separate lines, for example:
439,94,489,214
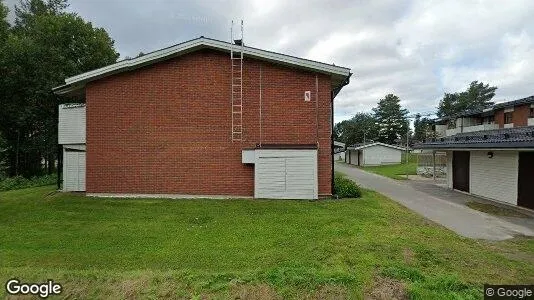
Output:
6,0,534,123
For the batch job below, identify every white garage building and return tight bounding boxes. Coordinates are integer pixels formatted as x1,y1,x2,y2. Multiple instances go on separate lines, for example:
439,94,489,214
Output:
417,127,534,210
345,142,405,166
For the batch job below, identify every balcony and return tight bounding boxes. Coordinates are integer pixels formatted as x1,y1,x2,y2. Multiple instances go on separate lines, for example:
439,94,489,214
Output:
58,104,86,145
529,118,534,126
445,123,499,136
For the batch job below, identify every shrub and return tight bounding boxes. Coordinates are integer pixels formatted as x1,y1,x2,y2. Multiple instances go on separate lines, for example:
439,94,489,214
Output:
0,174,57,191
334,173,361,198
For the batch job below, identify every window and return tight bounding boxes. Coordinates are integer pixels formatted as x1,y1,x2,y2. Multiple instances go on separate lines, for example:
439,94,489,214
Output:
530,107,534,118
483,115,494,124
504,112,513,124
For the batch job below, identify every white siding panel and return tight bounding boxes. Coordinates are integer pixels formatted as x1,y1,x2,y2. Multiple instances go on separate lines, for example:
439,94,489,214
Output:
362,145,402,166
78,152,86,191
63,149,86,192
334,151,345,161
348,150,358,165
345,150,358,165
470,151,518,205
254,149,317,199
64,151,78,191
58,105,86,144
446,151,453,189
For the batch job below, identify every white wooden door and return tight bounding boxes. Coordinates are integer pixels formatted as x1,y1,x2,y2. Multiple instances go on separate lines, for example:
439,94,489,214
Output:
64,150,86,192
254,149,317,199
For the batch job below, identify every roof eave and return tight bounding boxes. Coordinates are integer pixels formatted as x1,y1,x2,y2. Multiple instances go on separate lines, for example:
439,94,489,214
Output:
415,142,534,150
57,37,351,91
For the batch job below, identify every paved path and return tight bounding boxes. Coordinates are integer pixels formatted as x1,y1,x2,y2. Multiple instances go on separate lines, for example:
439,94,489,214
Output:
335,163,534,240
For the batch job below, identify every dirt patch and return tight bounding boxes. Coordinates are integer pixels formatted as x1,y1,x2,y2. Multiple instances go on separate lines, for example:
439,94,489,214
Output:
306,285,348,299
366,276,407,300
118,275,150,299
230,283,281,300
402,248,415,265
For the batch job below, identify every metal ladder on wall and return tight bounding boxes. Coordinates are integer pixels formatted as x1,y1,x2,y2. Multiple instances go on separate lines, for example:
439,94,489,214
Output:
231,20,244,141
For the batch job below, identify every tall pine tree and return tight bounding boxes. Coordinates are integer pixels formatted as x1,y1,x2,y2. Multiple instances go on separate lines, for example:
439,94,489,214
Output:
437,81,497,118
372,94,409,145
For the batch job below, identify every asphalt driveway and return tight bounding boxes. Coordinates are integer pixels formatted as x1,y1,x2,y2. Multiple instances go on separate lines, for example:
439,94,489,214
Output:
335,163,534,240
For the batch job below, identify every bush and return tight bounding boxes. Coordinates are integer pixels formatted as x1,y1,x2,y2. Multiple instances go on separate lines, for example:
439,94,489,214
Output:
334,173,361,198
0,174,57,191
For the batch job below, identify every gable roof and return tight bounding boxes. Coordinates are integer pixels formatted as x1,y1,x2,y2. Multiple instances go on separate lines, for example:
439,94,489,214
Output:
347,142,406,151
53,36,351,96
333,141,345,147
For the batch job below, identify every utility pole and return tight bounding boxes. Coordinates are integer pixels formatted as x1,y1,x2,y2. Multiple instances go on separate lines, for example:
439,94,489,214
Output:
405,120,409,179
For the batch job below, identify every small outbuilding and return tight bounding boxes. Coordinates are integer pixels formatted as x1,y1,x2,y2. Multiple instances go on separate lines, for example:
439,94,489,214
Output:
416,127,534,210
345,142,405,166
333,141,346,161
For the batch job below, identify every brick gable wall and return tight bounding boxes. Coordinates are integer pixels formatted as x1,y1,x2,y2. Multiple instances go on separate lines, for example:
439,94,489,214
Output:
86,49,333,196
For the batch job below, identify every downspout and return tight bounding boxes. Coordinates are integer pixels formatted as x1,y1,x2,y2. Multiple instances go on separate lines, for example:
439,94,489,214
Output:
316,75,319,146
259,64,263,147
331,73,352,197
330,90,335,197
54,94,61,191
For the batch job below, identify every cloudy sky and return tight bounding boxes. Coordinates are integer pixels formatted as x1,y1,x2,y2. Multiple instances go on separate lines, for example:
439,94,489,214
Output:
6,0,534,123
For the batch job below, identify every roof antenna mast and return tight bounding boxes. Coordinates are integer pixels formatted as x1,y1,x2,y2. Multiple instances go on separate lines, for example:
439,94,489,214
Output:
230,20,244,141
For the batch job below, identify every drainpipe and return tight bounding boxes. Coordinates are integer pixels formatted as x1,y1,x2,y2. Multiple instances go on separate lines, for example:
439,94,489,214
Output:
331,90,334,197
55,94,61,191
331,73,352,198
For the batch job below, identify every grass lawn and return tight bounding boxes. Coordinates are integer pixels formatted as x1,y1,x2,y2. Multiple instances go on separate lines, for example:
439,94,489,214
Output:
352,153,418,180
1,186,533,299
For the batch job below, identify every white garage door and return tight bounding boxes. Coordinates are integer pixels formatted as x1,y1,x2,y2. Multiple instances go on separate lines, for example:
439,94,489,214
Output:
64,150,86,192
254,149,318,199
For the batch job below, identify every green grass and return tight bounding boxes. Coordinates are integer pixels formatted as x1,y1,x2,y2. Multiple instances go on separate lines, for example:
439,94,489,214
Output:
358,153,417,180
1,186,533,299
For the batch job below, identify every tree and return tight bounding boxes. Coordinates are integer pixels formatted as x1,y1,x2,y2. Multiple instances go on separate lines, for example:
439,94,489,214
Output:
413,114,432,142
334,113,379,146
0,0,119,176
459,81,497,111
372,94,409,144
437,81,497,118
0,0,8,40
436,93,459,118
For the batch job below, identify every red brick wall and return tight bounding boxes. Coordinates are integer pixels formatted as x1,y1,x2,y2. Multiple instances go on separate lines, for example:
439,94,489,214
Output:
86,49,333,196
495,109,504,128
513,105,530,127
495,105,530,128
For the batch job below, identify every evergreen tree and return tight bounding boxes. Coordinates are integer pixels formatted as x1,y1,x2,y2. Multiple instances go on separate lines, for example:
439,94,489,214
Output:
372,94,409,144
437,81,497,118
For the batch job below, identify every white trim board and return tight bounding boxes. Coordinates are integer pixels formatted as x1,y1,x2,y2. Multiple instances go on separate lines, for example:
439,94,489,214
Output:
54,37,351,94
347,142,406,151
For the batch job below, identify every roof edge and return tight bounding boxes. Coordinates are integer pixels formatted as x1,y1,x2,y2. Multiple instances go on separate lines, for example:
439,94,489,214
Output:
59,37,351,90
348,142,406,151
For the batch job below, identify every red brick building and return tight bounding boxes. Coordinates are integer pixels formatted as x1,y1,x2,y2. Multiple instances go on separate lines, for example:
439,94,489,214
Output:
55,37,351,199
